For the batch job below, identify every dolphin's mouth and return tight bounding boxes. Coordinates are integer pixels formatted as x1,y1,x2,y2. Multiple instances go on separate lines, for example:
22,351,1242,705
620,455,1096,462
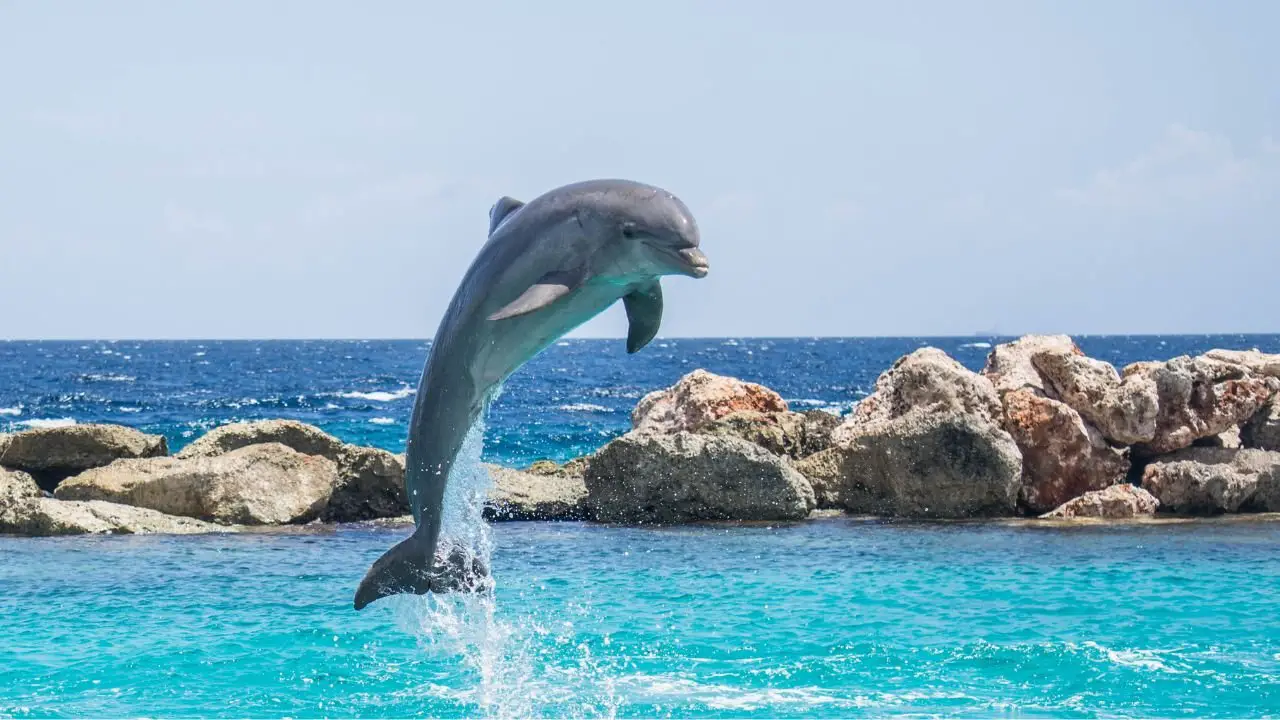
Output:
677,248,710,278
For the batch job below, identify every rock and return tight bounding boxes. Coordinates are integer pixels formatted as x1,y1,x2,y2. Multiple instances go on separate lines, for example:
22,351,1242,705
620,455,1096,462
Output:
0,424,168,490
1242,397,1280,451
584,432,815,523
981,336,1129,513
1000,388,1129,513
982,334,1081,395
632,369,788,434
323,446,408,522
1203,349,1280,379
1,467,41,507
176,419,345,461
0,433,11,458
792,447,845,508
1125,356,1277,456
692,409,839,460
1193,427,1242,449
1141,447,1280,514
55,443,338,525
824,349,1023,517
1040,484,1160,520
484,464,587,520
524,457,588,478
0,498,228,537
1032,352,1159,445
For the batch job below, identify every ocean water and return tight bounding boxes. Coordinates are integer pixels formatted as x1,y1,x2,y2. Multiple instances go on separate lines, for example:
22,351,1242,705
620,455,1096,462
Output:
3,336,1280,717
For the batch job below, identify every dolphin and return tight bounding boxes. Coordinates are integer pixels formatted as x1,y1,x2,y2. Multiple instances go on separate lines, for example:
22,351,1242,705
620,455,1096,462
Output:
354,178,709,610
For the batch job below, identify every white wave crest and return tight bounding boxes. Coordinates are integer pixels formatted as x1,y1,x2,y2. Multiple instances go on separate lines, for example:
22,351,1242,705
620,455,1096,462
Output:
338,386,415,402
82,373,136,383
557,403,612,413
18,418,77,429
0,406,21,417
960,342,992,349
368,417,397,425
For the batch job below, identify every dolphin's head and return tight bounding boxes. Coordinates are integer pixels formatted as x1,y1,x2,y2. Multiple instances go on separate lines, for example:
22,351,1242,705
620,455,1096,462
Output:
587,182,709,280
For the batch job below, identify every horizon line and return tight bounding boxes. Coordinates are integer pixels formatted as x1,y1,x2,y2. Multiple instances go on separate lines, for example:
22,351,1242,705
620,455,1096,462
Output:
2,332,1279,343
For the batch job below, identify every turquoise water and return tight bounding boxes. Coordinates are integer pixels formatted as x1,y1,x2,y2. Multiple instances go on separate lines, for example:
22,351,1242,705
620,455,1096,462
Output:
4,518,1279,717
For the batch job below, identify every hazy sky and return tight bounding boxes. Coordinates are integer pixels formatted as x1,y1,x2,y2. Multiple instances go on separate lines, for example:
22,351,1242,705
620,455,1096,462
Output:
2,1,1277,339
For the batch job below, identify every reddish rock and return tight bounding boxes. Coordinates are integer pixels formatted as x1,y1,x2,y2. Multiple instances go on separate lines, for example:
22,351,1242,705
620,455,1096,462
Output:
632,369,788,434
1033,352,1159,446
1041,484,1159,520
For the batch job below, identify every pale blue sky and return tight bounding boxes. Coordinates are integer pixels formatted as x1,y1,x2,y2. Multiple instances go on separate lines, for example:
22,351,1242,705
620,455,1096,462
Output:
1,1,1276,339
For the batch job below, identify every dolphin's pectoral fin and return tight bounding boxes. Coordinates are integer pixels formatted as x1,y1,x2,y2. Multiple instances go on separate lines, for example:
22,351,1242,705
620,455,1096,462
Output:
487,268,584,321
488,196,525,235
623,280,663,354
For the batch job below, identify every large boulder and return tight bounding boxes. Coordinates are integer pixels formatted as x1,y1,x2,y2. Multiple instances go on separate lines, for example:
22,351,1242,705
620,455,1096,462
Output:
55,443,338,525
692,409,836,459
632,369,788,434
484,464,587,521
0,497,228,536
1203,349,1280,379
1124,356,1277,456
1141,447,1280,514
584,432,815,523
982,336,1129,513
1,467,41,507
823,349,1022,517
1040,484,1160,520
792,447,849,509
322,446,408,522
0,433,11,458
176,419,345,461
0,424,168,490
524,457,589,478
1032,352,1159,445
1243,397,1280,452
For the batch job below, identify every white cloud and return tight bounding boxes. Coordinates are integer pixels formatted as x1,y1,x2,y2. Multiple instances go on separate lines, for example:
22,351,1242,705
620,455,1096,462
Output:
1059,125,1279,210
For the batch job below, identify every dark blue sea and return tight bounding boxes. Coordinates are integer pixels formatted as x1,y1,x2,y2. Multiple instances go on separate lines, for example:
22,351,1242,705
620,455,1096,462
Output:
3,336,1280,717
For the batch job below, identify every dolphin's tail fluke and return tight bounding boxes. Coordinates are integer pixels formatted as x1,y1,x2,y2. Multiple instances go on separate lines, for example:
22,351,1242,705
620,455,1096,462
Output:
353,530,493,610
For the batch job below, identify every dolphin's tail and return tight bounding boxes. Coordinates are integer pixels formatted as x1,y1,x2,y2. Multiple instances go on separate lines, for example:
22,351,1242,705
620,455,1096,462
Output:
353,531,436,610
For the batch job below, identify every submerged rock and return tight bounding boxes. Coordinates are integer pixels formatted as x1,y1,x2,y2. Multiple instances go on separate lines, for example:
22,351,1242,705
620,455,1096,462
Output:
1141,447,1280,514
823,349,1022,518
55,443,338,525
1125,356,1277,456
982,335,1128,513
584,431,814,523
631,369,788,434
0,424,168,491
1040,484,1159,520
0,497,228,537
484,464,587,521
176,419,345,461
323,446,408,522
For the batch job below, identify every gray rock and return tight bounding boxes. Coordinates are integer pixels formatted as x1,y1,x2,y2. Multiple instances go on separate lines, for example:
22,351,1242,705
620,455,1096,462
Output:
826,349,1023,517
1141,447,1280,514
982,334,1080,395
584,431,815,523
1032,351,1159,445
523,457,589,478
792,447,847,509
692,410,834,459
323,446,408,522
0,497,229,537
1125,356,1277,456
55,443,338,525
176,419,345,461
1203,349,1280,379
1242,397,1280,452
484,464,587,520
1,467,41,507
0,424,168,490
0,433,11,458
1040,484,1160,520
1193,427,1243,449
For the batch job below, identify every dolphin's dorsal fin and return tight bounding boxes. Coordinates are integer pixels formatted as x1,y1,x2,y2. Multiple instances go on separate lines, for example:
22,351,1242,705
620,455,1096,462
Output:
488,196,525,235
488,266,586,321
623,280,663,353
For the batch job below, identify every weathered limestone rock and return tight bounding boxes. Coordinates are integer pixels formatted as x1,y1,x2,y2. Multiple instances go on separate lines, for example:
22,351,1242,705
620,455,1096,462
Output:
524,457,588,478
692,410,834,459
55,443,338,525
632,369,788,434
824,349,1023,517
982,336,1129,513
323,446,407,522
1032,352,1159,445
1,467,41,507
0,424,168,490
1125,356,1276,456
176,419,345,461
584,432,815,523
1243,397,1280,452
0,498,228,536
1040,484,1160,520
1203,349,1280,379
1193,427,1243,449
792,447,847,509
484,464,587,520
1141,447,1280,514
0,433,11,459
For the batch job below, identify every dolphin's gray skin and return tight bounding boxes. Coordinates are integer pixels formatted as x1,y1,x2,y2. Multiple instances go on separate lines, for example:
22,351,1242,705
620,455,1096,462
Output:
354,179,709,610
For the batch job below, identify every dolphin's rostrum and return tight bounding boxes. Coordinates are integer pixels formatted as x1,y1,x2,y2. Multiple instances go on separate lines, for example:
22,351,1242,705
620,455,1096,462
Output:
354,179,709,609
